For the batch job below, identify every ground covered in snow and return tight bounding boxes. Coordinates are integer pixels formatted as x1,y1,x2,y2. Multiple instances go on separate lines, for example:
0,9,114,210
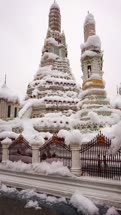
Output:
0,185,120,215
0,161,72,177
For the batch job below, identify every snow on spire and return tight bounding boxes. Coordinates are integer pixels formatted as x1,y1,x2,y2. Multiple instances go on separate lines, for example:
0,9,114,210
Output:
84,12,96,42
49,0,61,32
50,0,60,10
84,12,95,26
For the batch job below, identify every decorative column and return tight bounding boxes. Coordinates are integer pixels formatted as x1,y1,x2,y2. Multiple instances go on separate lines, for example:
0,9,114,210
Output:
70,143,81,177
31,143,40,164
31,136,44,164
1,137,12,163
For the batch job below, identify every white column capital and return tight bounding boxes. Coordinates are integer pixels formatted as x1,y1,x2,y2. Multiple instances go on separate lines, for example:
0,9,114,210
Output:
1,138,12,163
70,143,81,151
1,137,12,149
31,143,40,150
31,143,40,164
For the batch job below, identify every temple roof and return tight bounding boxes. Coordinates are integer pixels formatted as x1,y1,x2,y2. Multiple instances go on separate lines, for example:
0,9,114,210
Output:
0,83,19,104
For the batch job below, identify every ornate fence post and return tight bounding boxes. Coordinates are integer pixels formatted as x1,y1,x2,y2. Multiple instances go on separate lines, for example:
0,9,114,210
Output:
31,143,40,164
1,137,12,163
31,136,44,164
70,143,81,176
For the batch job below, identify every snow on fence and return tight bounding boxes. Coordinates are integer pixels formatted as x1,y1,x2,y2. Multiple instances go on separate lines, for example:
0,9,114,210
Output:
0,132,121,180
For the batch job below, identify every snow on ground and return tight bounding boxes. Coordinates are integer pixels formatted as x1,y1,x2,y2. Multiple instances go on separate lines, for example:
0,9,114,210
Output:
0,160,72,177
105,206,119,215
0,184,67,205
70,191,99,215
25,200,42,210
0,184,17,193
0,184,120,214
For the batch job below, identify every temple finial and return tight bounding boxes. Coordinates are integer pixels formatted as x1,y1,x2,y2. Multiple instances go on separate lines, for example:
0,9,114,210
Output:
4,74,7,85
49,0,61,32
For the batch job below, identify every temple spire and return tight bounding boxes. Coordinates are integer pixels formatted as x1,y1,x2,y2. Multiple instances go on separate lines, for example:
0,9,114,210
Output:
49,0,61,32
4,74,7,85
84,12,96,42
2,74,7,88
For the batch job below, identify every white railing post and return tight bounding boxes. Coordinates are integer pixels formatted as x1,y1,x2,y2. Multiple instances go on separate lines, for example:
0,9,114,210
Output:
70,143,81,176
30,136,44,164
1,138,12,163
31,143,40,164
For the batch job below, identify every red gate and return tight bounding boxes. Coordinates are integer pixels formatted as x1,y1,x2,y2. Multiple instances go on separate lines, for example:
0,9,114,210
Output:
80,132,121,180
40,134,72,169
9,135,32,163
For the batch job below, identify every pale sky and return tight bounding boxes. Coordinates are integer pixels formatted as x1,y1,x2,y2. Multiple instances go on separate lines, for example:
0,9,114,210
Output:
0,0,121,101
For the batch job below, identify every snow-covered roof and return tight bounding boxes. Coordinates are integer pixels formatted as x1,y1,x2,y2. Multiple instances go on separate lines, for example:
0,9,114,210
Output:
50,1,60,10
84,12,95,26
46,37,59,46
41,52,58,61
81,35,101,50
0,83,19,104
81,50,97,60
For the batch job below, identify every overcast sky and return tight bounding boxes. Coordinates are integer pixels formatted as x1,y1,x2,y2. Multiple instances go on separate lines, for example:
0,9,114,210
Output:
0,0,121,101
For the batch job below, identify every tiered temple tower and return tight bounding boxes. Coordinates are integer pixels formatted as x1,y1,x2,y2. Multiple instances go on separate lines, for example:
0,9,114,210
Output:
79,12,112,130
20,1,79,120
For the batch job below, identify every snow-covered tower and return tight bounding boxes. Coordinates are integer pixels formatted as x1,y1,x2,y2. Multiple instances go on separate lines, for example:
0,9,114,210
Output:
20,1,79,125
0,82,20,121
49,0,61,32
79,12,111,129
41,1,68,67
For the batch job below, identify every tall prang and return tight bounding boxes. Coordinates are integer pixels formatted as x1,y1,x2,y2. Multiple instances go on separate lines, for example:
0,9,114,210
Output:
20,1,79,122
79,12,112,130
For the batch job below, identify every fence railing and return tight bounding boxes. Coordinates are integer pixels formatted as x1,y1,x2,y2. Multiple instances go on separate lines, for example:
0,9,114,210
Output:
0,133,121,180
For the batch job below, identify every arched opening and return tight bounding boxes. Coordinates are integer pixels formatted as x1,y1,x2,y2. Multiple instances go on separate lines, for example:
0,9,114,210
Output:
87,65,92,78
